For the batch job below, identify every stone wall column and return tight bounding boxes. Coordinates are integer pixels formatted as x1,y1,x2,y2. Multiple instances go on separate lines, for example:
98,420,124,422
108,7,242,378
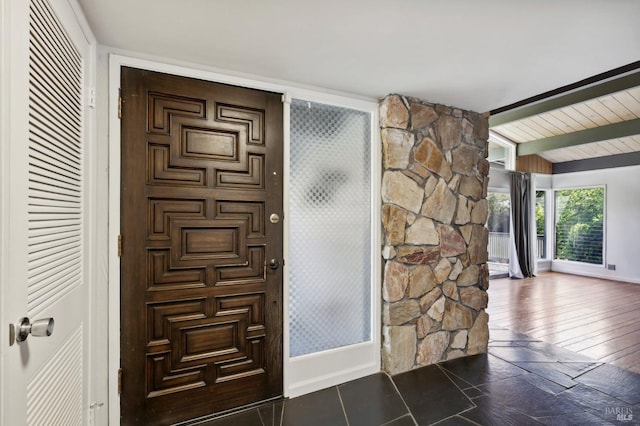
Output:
380,95,490,375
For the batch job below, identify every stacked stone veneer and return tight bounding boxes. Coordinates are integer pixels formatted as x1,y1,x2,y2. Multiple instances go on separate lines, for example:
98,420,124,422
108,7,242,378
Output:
380,94,490,375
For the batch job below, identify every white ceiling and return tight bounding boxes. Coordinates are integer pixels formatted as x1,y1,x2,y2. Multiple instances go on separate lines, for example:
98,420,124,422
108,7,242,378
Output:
77,0,640,113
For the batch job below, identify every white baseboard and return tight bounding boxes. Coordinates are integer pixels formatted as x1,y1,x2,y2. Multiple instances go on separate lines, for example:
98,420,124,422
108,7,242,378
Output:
551,262,640,285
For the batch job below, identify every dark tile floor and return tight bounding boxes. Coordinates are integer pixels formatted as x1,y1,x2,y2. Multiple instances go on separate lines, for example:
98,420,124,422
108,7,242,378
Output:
195,325,640,425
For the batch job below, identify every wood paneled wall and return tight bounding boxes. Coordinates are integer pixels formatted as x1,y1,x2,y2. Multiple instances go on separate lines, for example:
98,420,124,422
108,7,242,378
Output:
516,154,552,174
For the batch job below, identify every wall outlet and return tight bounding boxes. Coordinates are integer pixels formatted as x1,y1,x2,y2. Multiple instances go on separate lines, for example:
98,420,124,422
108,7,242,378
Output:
607,264,616,270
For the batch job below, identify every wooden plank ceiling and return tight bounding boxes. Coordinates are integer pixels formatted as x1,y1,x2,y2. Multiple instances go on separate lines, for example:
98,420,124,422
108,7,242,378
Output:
488,64,640,166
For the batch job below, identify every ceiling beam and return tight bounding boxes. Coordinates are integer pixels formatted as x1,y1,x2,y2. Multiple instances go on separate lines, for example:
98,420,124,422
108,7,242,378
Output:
516,118,640,156
553,151,640,174
489,70,640,127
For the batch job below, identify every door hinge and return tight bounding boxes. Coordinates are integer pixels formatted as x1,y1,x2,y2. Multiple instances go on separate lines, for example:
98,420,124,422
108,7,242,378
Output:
281,93,292,104
89,88,96,109
118,235,122,257
118,368,122,395
118,89,123,119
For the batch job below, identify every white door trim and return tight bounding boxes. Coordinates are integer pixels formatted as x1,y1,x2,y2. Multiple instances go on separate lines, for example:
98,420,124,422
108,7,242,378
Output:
283,93,381,398
0,0,29,420
107,53,380,424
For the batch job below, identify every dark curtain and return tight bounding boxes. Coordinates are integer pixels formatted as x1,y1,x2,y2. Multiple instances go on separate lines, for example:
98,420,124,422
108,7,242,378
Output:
510,172,534,278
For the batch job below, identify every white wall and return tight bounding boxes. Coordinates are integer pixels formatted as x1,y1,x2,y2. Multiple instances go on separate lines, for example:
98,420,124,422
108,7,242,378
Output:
535,173,552,190
488,167,510,190
551,165,640,284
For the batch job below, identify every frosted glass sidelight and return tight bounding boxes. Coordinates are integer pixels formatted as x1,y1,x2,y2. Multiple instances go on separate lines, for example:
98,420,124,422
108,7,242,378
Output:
289,99,372,357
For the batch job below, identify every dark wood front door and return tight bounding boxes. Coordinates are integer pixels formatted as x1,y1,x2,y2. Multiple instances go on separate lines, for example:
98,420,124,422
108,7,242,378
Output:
120,67,283,425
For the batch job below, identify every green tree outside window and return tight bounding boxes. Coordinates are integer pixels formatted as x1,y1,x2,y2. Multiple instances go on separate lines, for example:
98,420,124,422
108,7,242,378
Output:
555,187,604,264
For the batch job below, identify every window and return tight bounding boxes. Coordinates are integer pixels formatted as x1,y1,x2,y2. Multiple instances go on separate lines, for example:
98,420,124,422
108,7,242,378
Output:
535,190,546,259
289,99,372,357
487,191,510,267
555,187,604,265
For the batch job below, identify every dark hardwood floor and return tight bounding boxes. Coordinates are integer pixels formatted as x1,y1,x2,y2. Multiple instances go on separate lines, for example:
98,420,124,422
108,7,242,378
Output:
488,272,640,374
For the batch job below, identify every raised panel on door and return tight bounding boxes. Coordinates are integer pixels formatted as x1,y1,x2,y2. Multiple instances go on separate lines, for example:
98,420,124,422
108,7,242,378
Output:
120,67,283,425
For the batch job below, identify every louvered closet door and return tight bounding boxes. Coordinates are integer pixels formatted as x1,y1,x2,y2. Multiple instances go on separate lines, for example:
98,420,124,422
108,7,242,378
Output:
1,0,92,424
